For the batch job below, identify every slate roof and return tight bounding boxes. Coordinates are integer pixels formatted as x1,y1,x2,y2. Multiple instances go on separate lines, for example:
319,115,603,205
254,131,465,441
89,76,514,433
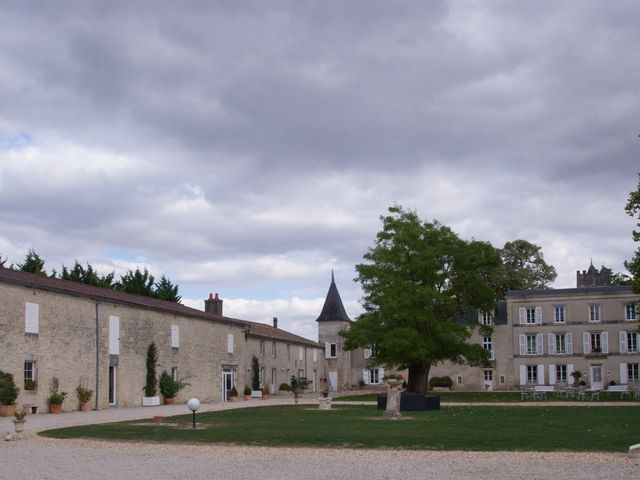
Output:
0,267,321,348
506,285,634,298
315,272,351,322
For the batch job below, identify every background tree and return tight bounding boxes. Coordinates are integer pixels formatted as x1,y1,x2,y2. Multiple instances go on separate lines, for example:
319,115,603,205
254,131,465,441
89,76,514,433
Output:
342,206,502,394
18,249,46,275
0,254,6,268
116,267,155,296
498,239,557,295
154,275,181,303
625,172,640,293
60,261,115,288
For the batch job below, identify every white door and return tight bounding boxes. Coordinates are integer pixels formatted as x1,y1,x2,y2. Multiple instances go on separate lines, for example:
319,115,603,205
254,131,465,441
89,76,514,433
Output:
221,368,237,401
590,365,603,390
328,371,338,392
483,370,494,391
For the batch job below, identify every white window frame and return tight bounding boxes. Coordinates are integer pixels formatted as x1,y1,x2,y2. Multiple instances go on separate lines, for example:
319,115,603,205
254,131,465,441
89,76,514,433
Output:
24,360,36,387
325,342,337,358
299,346,304,361
556,364,568,384
526,365,538,384
627,332,639,353
588,304,601,323
480,311,493,326
553,306,566,324
25,302,39,334
625,304,637,321
227,333,234,354
628,363,639,383
171,325,179,349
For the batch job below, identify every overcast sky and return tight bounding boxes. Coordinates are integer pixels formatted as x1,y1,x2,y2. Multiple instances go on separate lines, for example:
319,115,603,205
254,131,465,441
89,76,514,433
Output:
1,1,638,341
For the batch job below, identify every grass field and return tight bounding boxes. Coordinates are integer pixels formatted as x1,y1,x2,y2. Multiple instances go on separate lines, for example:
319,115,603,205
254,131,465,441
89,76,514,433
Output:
41,404,640,452
335,391,638,402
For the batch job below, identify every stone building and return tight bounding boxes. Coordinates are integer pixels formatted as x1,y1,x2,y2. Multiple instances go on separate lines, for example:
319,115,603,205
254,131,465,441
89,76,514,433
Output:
0,268,323,413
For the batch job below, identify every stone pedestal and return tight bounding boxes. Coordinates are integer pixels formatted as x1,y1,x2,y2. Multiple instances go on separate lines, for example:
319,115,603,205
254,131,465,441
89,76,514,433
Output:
382,380,403,420
318,396,332,410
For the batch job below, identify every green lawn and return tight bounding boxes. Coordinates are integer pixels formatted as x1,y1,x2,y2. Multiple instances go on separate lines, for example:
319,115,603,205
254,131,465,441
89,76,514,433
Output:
335,391,637,403
41,404,640,452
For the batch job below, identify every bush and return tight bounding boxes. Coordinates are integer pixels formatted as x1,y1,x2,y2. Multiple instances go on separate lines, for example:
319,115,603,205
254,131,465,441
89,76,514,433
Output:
159,370,189,399
47,377,67,406
76,384,93,404
428,376,453,389
0,370,19,405
263,384,270,395
230,386,238,397
244,385,252,396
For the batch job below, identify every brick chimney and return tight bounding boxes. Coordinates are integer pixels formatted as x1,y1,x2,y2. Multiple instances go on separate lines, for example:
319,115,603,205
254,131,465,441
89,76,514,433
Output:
273,317,278,328
205,293,223,316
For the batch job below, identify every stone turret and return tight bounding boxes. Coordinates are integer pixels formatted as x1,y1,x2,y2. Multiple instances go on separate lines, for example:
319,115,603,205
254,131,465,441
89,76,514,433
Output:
576,262,612,287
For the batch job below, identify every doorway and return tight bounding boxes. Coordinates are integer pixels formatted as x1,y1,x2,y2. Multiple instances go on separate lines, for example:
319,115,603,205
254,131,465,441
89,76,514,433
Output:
590,364,603,390
108,365,117,406
221,367,237,402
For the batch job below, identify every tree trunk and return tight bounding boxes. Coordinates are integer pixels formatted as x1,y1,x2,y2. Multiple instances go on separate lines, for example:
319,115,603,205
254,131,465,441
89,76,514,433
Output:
407,362,431,393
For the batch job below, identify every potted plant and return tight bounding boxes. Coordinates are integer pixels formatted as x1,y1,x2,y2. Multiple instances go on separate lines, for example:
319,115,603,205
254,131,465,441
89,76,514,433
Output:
262,384,271,400
229,386,239,402
571,370,582,388
383,373,404,387
250,355,261,398
24,380,37,391
76,383,93,411
12,410,26,433
47,377,67,414
159,370,190,404
279,376,311,404
243,385,252,401
142,343,160,406
0,370,19,417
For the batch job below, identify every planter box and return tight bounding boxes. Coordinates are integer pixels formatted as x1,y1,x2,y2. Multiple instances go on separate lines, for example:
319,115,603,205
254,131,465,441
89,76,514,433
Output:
377,393,440,411
142,396,161,407
251,390,262,398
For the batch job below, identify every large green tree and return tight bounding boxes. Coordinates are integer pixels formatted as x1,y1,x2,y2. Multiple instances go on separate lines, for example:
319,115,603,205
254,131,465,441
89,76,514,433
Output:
116,267,155,296
18,249,46,275
154,275,181,303
498,239,557,295
60,261,115,288
625,172,640,293
342,206,502,394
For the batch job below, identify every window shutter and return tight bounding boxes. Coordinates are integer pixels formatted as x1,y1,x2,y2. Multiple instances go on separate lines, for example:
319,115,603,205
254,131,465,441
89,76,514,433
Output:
519,307,526,325
535,306,542,324
548,334,556,354
536,333,544,355
548,364,556,385
519,334,526,355
364,347,372,359
378,367,385,383
171,325,179,348
601,331,608,354
620,363,628,384
620,331,627,353
299,347,304,361
519,365,527,385
324,342,331,359
566,333,573,354
537,364,545,385
25,302,39,334
583,332,590,354
362,370,369,385
313,349,317,362
567,364,574,381
227,333,234,353
109,315,120,355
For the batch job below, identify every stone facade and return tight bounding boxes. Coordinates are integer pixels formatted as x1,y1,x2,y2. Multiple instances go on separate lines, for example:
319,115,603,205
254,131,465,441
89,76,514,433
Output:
0,268,323,413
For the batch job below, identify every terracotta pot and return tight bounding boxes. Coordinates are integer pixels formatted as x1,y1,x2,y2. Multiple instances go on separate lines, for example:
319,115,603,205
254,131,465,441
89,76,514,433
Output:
80,402,92,412
49,404,62,414
153,415,163,424
262,394,271,400
244,395,251,401
229,396,240,402
164,397,175,405
0,404,17,417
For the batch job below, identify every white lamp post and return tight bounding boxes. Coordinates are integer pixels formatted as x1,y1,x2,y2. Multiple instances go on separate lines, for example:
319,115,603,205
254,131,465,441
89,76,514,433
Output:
187,397,200,429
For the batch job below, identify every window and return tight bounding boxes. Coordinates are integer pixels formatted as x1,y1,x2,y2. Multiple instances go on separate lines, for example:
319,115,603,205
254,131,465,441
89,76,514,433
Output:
500,375,506,384
484,370,493,381
629,363,639,383
483,336,494,360
583,331,608,354
227,334,234,354
549,332,573,354
363,368,384,385
286,345,291,360
313,349,317,362
480,312,493,325
364,346,372,359
298,368,304,379
554,306,566,324
556,365,568,384
24,361,37,390
527,365,538,384
272,341,277,358
259,367,265,386
259,339,265,356
626,304,637,321
519,333,543,355
627,332,639,353
325,342,337,358
519,306,542,325
25,302,39,334
588,304,601,322
527,335,537,355
299,347,304,361
555,333,566,354
171,325,179,349
590,333,601,352
171,367,179,381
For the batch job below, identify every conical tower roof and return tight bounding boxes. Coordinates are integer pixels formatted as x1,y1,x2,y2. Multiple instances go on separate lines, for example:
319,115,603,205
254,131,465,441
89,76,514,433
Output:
315,271,351,322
